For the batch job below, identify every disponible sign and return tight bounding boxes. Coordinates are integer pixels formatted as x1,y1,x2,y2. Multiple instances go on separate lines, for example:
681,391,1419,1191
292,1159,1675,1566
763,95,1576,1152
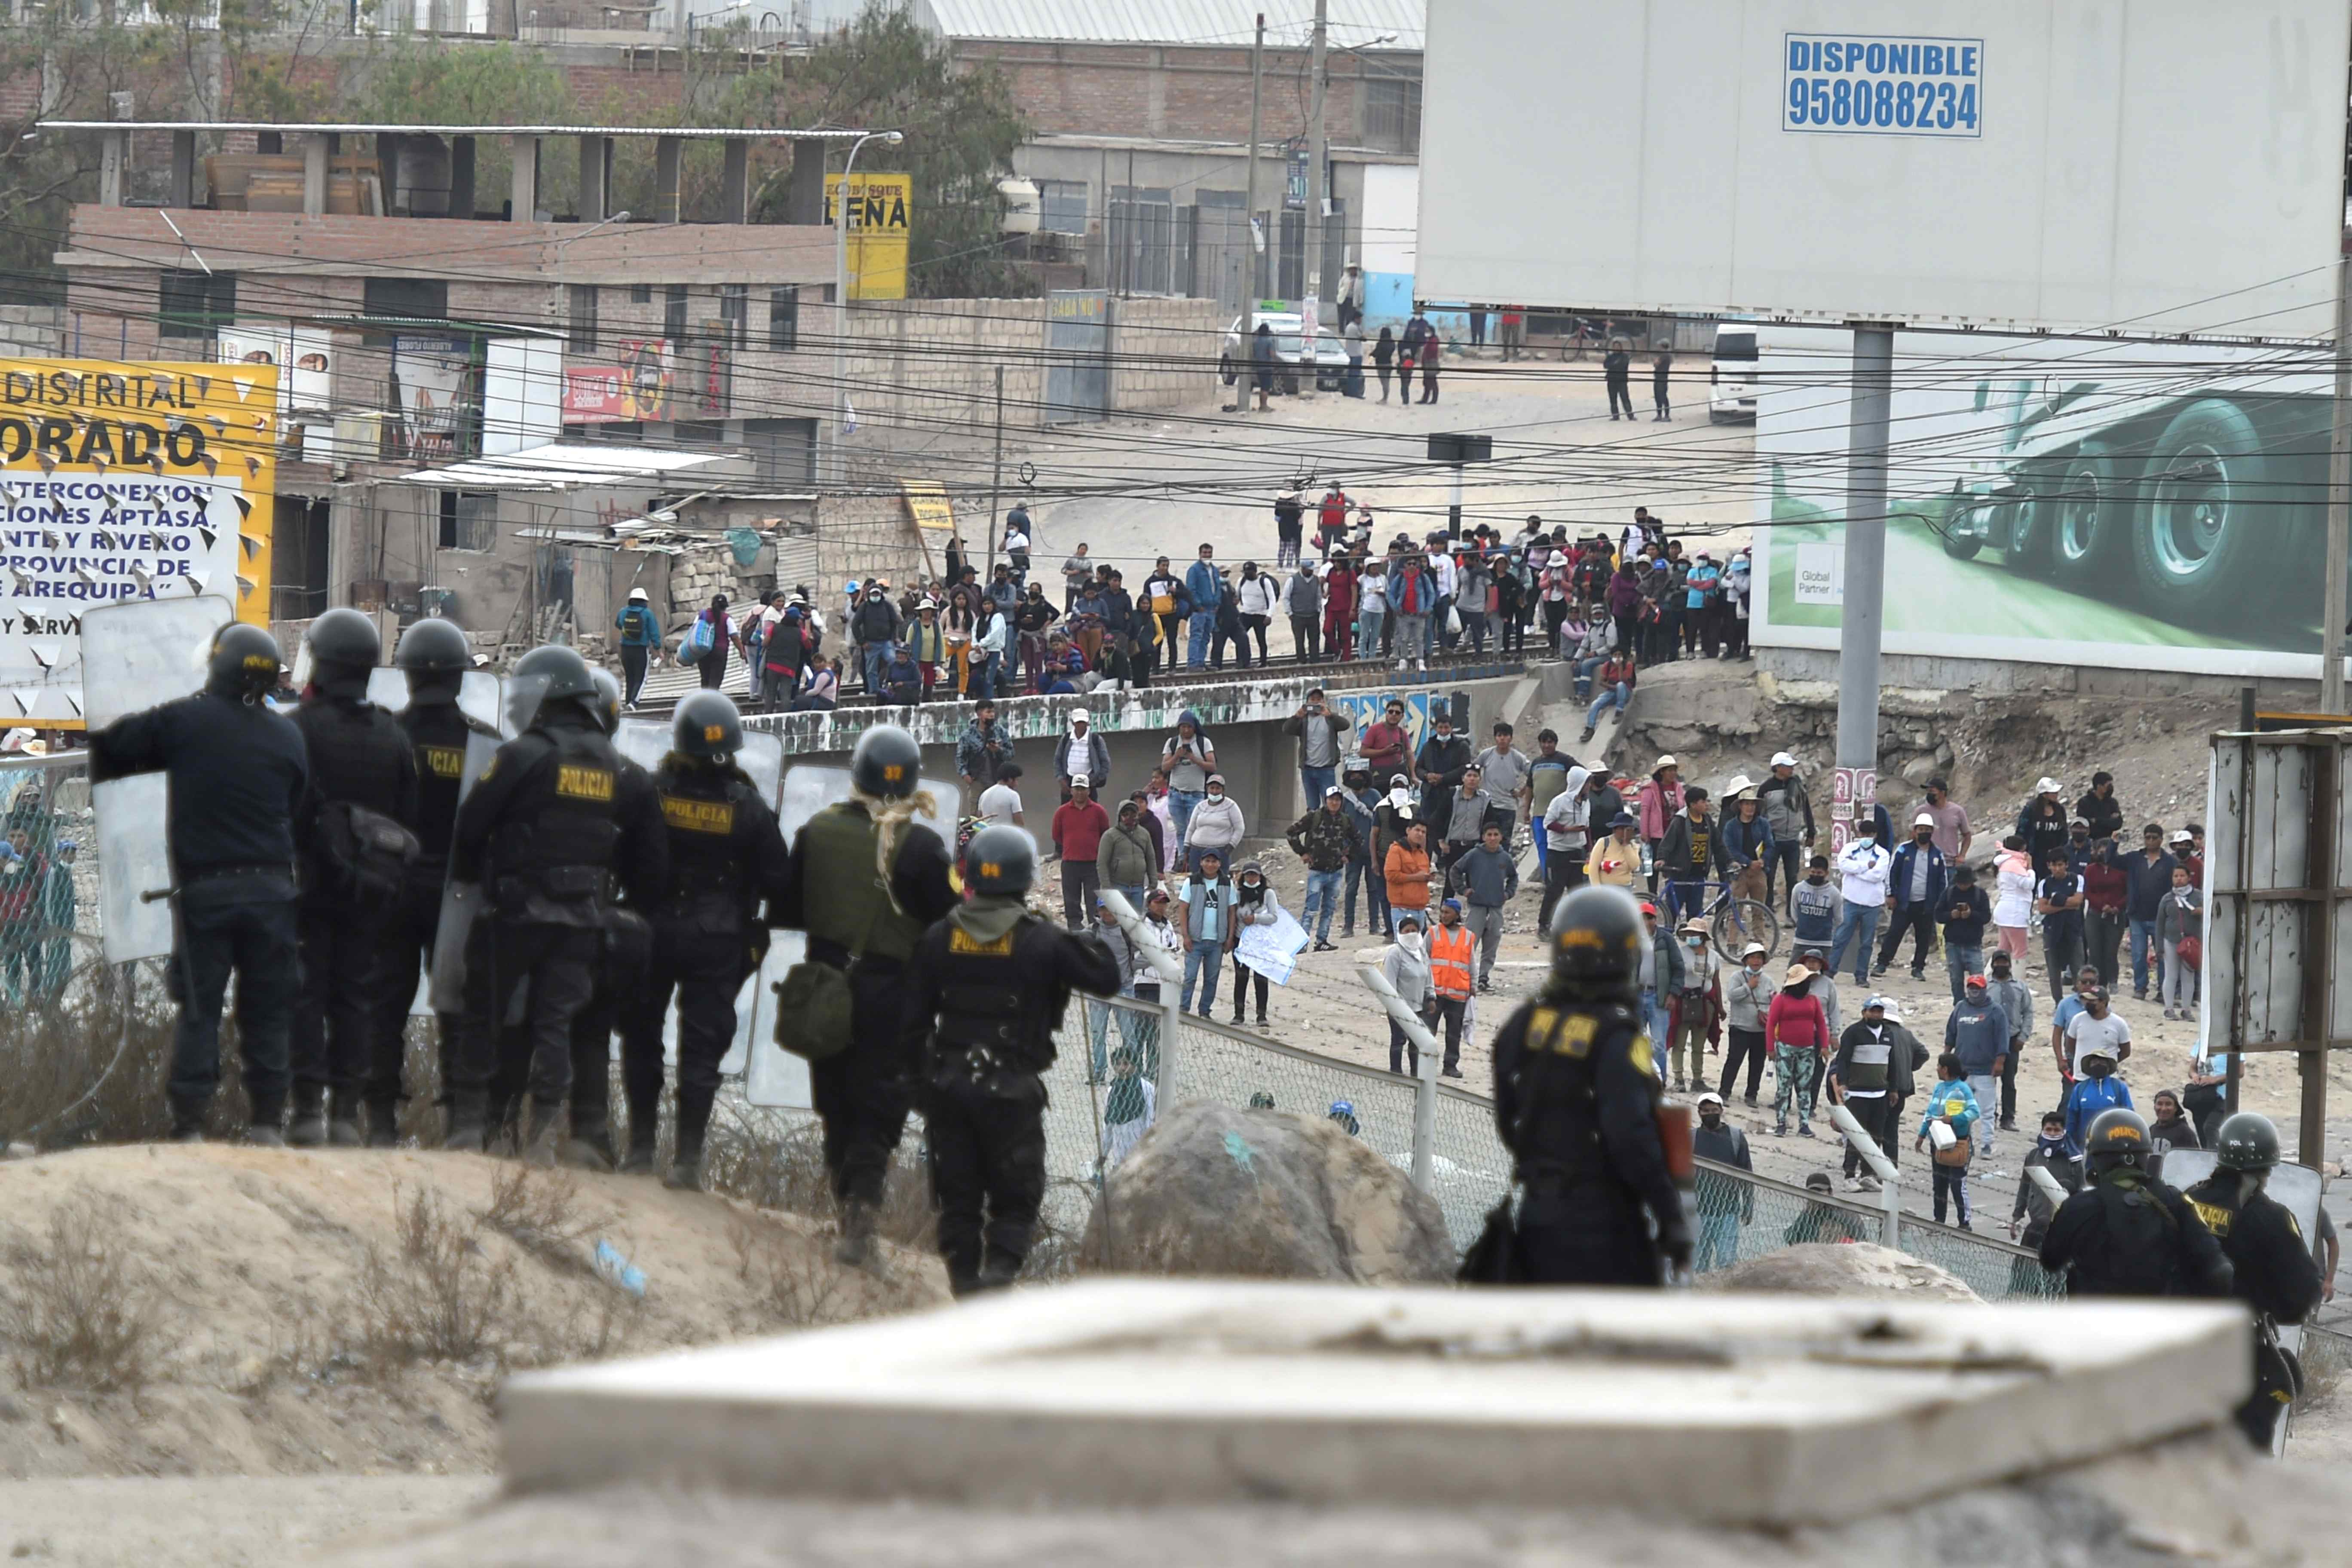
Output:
1784,34,1981,137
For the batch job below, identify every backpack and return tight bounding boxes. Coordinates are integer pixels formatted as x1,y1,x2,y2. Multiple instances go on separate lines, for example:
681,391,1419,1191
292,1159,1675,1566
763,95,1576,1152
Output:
312,800,422,910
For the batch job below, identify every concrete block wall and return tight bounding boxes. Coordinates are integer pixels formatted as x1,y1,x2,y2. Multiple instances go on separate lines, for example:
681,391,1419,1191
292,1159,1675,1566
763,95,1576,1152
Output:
1111,296,1221,413
953,40,1404,146
0,306,64,357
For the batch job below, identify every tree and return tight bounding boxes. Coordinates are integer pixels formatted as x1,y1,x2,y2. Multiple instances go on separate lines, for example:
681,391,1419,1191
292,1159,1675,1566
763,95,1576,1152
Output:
704,5,1031,298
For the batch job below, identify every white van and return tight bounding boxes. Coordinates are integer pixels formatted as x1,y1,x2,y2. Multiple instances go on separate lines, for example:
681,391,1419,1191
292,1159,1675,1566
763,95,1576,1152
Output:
1708,323,1758,423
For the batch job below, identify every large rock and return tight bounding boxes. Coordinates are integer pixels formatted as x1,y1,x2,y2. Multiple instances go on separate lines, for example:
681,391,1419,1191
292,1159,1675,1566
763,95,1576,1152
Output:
1696,1243,1981,1303
1084,1102,1455,1284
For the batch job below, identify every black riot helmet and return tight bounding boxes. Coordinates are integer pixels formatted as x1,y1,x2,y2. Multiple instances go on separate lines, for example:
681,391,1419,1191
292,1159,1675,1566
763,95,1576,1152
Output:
588,667,623,735
2214,1112,2282,1173
394,616,471,677
511,643,598,710
851,723,922,799
673,691,743,760
2084,1108,2153,1176
206,622,282,702
962,824,1036,897
304,607,382,675
1546,884,1645,1001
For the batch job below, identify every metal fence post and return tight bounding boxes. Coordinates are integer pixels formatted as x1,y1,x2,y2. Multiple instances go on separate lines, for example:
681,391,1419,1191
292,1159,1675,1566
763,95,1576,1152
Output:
1101,889,1184,1102
1825,1102,1901,1248
1359,962,1443,1190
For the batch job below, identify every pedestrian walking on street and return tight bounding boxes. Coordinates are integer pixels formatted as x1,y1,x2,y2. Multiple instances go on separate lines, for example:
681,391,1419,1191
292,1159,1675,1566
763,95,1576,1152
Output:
1651,343,1672,420
1373,326,1396,402
1418,334,1442,404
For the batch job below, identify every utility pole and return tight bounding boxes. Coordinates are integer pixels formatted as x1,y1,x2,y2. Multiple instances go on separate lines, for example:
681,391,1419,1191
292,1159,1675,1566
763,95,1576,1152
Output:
1832,324,1895,855
986,365,1005,569
1243,13,1264,316
2323,250,2352,716
1306,0,1329,312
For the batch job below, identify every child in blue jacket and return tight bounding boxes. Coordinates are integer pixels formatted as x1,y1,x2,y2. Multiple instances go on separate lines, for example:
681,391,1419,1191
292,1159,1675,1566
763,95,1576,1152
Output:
1914,1052,1982,1229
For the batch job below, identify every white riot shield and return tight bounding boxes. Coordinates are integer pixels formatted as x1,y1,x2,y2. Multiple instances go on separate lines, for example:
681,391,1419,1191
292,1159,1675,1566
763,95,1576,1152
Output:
425,676,527,1015
612,718,786,1077
365,666,408,715
80,596,237,964
745,764,957,1110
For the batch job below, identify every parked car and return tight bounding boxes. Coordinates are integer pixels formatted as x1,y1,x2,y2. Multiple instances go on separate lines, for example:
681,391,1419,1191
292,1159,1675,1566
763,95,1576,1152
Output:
1218,313,1349,392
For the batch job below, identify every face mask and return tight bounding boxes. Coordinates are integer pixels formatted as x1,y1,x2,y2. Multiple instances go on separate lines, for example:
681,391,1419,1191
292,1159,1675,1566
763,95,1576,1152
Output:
1685,937,1703,949
1807,873,1827,884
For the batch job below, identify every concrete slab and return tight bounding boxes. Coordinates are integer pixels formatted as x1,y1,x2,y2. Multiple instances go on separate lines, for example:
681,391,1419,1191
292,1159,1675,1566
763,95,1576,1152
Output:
501,1280,2248,1527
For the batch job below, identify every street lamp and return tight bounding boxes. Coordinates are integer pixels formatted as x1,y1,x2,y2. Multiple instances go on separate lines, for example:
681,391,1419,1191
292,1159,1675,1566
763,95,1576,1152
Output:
833,129,904,487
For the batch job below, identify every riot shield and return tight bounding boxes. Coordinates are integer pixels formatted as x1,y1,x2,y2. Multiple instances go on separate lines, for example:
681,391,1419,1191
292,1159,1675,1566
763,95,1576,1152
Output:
365,666,408,714
425,675,532,1015
80,596,236,964
612,718,785,1077
745,763,956,1110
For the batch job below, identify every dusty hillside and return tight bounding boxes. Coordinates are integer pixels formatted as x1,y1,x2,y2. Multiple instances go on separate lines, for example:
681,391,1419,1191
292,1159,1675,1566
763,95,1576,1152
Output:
0,1145,948,1480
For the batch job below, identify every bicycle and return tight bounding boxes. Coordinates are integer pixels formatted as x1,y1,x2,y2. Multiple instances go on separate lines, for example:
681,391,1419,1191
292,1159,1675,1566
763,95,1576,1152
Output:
1665,876,1782,966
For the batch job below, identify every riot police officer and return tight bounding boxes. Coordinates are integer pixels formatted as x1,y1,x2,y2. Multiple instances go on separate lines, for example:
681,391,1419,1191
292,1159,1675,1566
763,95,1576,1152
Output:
552,666,655,1168
898,824,1121,1294
286,608,420,1148
374,616,490,1146
2040,1108,2234,1298
450,644,665,1159
2184,1113,2324,1450
88,622,309,1144
773,725,957,1265
1488,883,1691,1285
612,691,790,1189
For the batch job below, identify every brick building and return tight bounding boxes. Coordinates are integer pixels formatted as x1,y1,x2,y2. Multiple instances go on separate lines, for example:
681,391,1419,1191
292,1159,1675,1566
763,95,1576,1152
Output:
914,0,1426,321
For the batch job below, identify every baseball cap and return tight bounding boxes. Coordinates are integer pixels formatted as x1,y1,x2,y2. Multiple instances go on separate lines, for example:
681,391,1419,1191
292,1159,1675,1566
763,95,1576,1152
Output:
1207,772,1227,787
1771,750,1798,768
2171,829,2193,845
2036,776,2061,794
1695,1090,1725,1107
1965,972,1988,989
1862,994,1891,1011
1639,901,1658,917
1070,773,1090,788
1441,897,1462,912
1324,784,1343,797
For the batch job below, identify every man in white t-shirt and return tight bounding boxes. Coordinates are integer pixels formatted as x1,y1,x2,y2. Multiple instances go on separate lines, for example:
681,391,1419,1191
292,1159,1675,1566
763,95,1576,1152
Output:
2062,990,2132,1080
977,762,1026,828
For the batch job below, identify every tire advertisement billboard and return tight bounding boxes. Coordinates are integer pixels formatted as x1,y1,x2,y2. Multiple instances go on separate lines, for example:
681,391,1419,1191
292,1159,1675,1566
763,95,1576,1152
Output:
1749,326,2333,676
1418,0,2348,337
0,359,277,725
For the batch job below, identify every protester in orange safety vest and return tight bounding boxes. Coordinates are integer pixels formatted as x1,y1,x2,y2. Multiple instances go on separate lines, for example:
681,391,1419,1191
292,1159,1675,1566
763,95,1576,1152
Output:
1423,899,1474,1078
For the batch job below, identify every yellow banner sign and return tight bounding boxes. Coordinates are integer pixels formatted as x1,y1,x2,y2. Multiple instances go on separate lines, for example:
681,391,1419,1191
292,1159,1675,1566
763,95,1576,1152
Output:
824,172,913,300
901,479,955,534
0,358,277,726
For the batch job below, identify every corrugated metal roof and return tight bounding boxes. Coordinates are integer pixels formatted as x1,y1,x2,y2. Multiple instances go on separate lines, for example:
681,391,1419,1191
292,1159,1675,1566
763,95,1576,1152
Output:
916,0,1422,51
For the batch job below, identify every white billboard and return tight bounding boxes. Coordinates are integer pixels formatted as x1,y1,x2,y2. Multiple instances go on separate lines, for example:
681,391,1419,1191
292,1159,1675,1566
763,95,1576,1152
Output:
1750,324,2336,676
1418,0,2349,337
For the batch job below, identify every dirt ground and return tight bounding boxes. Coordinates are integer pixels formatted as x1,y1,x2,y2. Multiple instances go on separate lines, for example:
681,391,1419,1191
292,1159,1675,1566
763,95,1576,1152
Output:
0,1145,946,1485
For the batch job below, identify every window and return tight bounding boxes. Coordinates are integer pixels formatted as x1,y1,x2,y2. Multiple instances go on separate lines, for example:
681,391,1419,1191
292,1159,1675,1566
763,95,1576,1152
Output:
1365,77,1423,154
744,417,816,484
362,277,447,320
1038,179,1088,235
664,285,689,343
720,284,748,349
567,284,598,352
767,286,799,351
628,282,652,304
158,269,235,341
436,490,497,552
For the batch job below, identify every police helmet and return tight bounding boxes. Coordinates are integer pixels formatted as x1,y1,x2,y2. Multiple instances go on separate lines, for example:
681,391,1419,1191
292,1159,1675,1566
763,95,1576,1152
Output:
673,690,743,760
2214,1112,2283,1173
1546,883,1646,1001
851,723,922,799
305,607,382,673
394,616,471,675
206,622,282,701
2084,1107,2153,1174
511,643,598,704
962,824,1036,897
588,667,624,734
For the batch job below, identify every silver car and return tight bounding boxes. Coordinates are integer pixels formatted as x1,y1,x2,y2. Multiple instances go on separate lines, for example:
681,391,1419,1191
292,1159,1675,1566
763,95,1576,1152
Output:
1219,312,1349,392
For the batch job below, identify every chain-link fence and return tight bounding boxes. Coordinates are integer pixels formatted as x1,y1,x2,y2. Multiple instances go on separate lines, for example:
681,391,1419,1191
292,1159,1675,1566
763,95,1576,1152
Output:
0,753,104,1006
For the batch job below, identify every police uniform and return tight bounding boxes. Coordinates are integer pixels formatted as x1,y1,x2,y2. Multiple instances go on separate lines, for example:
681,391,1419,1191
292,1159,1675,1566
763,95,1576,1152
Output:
1487,882,1690,1286
773,796,956,1211
2039,1109,2234,1299
288,645,420,1145
2185,1119,2324,1450
614,746,790,1180
898,828,1121,1294
450,659,665,1153
87,623,309,1142
374,675,485,1133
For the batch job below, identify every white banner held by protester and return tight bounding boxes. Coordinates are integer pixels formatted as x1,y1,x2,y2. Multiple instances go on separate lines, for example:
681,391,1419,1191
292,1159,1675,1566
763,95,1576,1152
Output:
1237,906,1310,986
